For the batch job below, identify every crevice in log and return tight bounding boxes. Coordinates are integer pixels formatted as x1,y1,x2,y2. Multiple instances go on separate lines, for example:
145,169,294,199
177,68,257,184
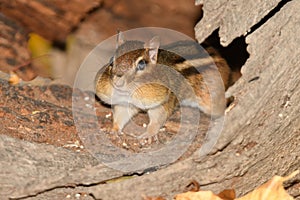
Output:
247,0,292,35
204,30,249,74
11,182,102,200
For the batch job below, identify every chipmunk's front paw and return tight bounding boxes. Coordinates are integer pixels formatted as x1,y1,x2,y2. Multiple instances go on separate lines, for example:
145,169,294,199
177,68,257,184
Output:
107,123,122,134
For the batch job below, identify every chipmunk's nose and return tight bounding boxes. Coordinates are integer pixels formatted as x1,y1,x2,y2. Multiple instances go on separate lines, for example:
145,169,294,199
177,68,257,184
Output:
113,75,125,88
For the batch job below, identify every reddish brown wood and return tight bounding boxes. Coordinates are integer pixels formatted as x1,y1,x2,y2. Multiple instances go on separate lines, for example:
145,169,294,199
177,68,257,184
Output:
0,14,36,80
0,0,102,42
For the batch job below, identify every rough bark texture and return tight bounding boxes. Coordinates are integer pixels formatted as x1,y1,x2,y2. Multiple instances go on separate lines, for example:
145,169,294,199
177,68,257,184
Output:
0,81,125,199
82,0,300,198
0,0,200,83
0,0,299,199
0,0,102,42
0,14,35,81
195,0,282,46
0,0,102,81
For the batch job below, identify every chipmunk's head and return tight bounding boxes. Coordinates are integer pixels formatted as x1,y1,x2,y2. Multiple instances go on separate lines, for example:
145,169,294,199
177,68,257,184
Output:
107,32,170,109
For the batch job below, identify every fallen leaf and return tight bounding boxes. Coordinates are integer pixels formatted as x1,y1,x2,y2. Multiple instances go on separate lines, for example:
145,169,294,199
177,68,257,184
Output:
237,170,298,200
185,180,200,192
174,171,298,200
143,196,166,200
175,191,223,200
218,189,236,200
28,33,52,77
28,33,51,62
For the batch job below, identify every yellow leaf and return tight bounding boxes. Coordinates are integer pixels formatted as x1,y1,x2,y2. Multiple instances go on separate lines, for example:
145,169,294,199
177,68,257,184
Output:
237,171,298,200
65,34,76,52
28,33,52,76
28,33,51,58
175,191,224,200
174,171,298,200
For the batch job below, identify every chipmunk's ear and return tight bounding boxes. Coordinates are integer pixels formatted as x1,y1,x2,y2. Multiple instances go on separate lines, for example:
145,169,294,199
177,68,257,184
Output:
146,36,160,64
116,31,125,48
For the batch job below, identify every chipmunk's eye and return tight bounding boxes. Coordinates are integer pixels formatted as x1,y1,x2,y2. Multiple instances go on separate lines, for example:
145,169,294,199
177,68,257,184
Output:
137,59,146,71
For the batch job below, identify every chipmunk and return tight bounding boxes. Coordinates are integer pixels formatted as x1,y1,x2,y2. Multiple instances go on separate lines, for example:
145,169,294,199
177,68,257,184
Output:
95,32,231,139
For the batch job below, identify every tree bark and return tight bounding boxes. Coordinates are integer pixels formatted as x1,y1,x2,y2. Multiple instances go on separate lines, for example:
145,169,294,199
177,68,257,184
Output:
81,0,300,198
0,0,299,199
195,0,282,46
0,0,102,81
0,14,35,81
0,0,102,42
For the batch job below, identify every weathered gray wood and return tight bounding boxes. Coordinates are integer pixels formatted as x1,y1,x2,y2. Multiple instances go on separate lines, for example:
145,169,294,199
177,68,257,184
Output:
1,0,300,199
0,80,126,199
195,0,282,46
24,1,300,199
0,134,127,200
80,0,299,199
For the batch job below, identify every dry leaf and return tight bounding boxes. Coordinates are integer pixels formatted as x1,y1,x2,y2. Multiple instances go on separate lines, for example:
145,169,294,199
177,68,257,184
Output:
28,33,52,77
185,180,200,192
218,189,236,200
237,170,298,200
175,191,223,200
143,196,166,200
174,171,298,200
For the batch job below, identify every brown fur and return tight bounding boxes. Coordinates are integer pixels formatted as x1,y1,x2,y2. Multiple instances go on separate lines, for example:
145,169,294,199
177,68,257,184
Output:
95,36,231,138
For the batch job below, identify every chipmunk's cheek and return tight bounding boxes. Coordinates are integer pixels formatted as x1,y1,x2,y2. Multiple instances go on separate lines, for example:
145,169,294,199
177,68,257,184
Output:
95,77,114,104
131,84,169,109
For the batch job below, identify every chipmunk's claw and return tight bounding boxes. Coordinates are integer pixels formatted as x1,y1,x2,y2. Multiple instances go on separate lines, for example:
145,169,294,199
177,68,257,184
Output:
107,124,122,135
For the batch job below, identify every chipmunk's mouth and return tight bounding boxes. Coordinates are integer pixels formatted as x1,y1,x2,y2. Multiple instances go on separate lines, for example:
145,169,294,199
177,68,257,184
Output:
109,86,133,105
111,81,138,97
112,90,131,100
113,85,130,96
112,87,129,95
